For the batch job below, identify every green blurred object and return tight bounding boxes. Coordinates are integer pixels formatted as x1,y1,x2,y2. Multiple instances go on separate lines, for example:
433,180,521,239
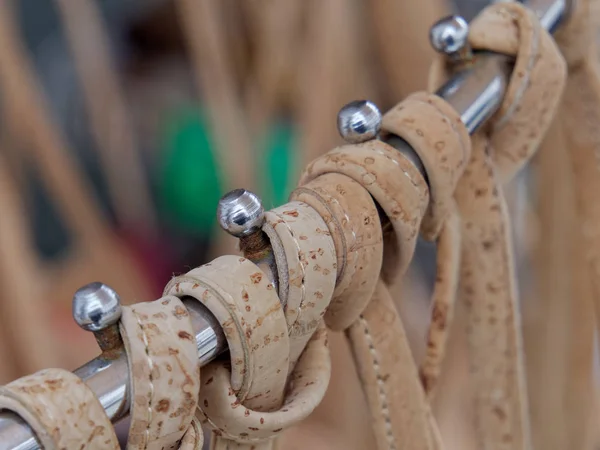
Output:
158,108,296,234
159,108,222,236
261,121,297,209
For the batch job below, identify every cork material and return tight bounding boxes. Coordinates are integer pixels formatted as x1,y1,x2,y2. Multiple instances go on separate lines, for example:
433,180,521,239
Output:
197,323,330,448
0,368,119,449
382,91,471,240
165,256,290,449
424,3,568,449
291,173,383,331
468,2,567,182
419,209,461,397
120,296,201,450
165,256,290,410
300,139,429,283
454,133,531,449
179,416,204,450
347,281,442,450
381,91,468,396
262,201,336,368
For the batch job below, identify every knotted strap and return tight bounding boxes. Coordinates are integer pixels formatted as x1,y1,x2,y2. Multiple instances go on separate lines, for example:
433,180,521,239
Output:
291,173,383,331
262,201,337,368
120,296,201,450
381,92,469,396
429,3,566,448
165,256,291,449
0,368,119,449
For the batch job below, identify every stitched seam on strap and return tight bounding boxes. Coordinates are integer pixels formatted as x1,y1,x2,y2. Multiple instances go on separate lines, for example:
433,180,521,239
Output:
273,209,307,331
358,315,397,450
133,308,154,449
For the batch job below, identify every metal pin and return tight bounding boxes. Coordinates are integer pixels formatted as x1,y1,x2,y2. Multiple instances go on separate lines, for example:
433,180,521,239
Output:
73,282,123,354
337,100,382,144
429,15,472,63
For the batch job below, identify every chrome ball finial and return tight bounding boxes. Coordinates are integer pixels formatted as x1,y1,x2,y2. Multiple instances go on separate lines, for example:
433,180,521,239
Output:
429,15,471,60
337,100,382,144
217,189,265,238
73,282,122,332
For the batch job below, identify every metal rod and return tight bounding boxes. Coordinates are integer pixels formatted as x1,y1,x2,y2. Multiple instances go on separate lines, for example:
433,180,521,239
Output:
0,0,569,448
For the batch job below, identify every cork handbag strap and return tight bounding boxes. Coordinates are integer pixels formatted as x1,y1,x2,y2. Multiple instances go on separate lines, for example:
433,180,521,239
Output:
0,368,119,449
429,3,567,448
119,296,201,449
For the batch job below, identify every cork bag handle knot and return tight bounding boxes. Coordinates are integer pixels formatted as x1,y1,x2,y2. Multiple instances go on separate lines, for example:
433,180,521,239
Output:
0,368,120,449
119,296,201,450
427,3,567,448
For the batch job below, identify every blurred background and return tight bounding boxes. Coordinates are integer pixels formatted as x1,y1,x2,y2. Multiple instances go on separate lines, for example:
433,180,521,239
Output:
0,0,598,449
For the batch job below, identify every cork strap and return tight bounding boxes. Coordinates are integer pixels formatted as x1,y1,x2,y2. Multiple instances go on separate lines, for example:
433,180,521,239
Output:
198,322,330,450
165,256,290,450
381,92,470,396
300,139,429,284
262,202,337,369
0,368,119,449
428,3,567,448
290,173,383,331
120,296,201,450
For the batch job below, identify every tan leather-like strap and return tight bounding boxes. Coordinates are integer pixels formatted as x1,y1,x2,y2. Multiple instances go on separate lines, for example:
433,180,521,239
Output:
120,296,201,450
179,416,204,450
0,368,119,449
426,3,567,448
198,322,330,449
300,139,429,283
262,202,336,368
468,3,566,182
347,281,443,450
165,256,290,449
290,173,383,331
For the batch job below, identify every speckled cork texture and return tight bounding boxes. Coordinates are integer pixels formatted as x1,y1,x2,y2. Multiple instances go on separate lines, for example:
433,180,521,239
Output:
291,173,383,331
262,201,336,369
0,368,119,449
120,296,200,450
300,139,429,283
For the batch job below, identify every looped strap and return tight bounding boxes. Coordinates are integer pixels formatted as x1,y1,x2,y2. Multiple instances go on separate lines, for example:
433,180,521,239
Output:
120,296,200,450
382,91,470,240
262,201,337,367
300,139,429,284
291,174,383,331
0,368,119,449
467,2,567,181
198,323,330,446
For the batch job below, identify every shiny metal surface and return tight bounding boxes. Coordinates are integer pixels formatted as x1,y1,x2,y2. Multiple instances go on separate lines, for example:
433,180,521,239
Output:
0,298,226,450
337,100,382,144
217,189,265,238
429,15,470,59
72,282,122,332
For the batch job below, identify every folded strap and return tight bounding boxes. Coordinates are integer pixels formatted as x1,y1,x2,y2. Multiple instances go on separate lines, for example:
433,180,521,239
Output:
291,173,383,331
300,139,429,283
0,368,119,449
120,296,201,450
165,256,290,450
262,201,336,368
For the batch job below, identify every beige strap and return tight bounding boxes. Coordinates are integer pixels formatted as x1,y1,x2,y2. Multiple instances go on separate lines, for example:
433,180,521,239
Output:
165,256,290,449
262,202,336,368
198,322,330,448
165,256,289,407
300,139,429,283
291,173,383,331
179,416,204,450
120,297,200,450
0,368,119,449
381,92,469,395
347,281,443,450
